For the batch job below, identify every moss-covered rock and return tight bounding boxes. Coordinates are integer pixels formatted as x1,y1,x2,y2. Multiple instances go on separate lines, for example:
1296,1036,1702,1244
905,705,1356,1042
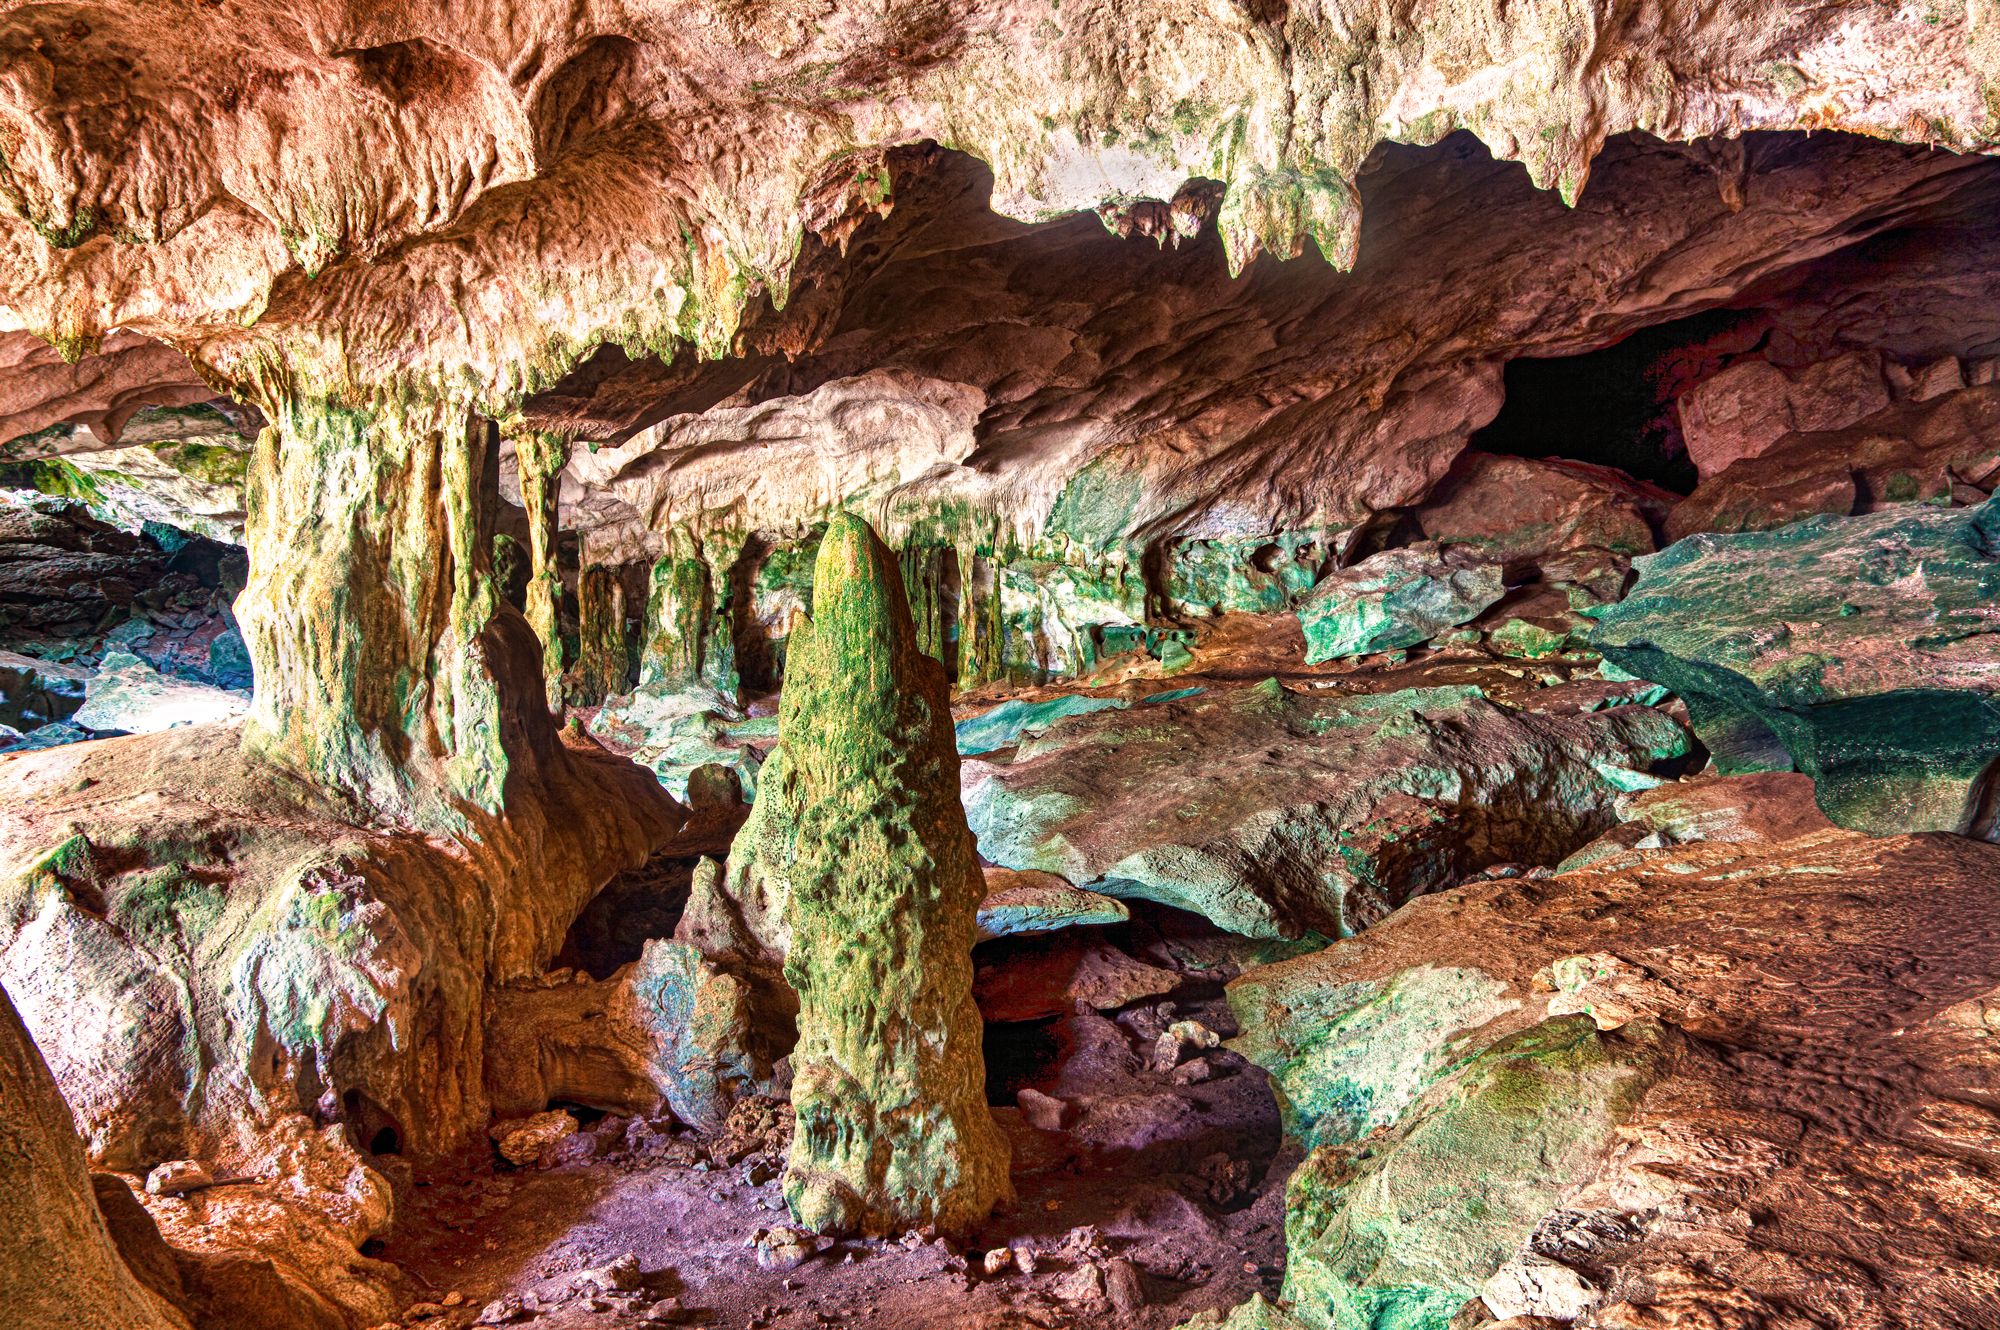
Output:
734,512,1010,1235
1276,1017,1673,1330
1593,500,2000,836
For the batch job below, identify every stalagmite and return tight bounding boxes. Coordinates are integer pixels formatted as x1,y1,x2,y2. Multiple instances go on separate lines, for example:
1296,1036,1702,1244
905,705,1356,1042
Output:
746,511,1010,1235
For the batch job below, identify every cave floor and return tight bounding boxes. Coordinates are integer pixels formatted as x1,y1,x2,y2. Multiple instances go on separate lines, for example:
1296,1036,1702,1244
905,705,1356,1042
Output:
381,981,1291,1330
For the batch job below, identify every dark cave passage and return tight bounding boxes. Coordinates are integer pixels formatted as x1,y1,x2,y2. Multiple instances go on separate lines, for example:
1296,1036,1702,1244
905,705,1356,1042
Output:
1468,307,1767,494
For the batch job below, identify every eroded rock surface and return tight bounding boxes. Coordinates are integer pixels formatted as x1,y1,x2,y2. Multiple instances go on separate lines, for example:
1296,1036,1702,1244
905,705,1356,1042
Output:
965,677,1689,939
1207,814,2000,1330
1595,500,2000,836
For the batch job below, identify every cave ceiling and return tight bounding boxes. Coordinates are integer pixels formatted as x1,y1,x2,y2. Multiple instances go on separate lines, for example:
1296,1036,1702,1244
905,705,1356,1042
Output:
1,0,1999,421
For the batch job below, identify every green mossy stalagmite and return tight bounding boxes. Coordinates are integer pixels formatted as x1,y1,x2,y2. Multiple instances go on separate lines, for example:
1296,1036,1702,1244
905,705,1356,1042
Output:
760,511,1010,1236
639,526,720,689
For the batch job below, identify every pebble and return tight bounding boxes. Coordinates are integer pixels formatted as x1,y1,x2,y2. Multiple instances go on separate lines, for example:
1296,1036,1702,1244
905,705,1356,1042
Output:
982,1247,1014,1277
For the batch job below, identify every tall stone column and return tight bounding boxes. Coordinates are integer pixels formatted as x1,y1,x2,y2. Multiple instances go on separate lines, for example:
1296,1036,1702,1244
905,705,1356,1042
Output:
638,524,715,689
514,429,571,712
751,511,1009,1236
235,395,551,824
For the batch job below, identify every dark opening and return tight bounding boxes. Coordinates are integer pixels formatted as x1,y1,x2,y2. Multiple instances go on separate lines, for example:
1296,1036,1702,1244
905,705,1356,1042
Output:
1248,543,1283,575
341,1088,405,1158
555,852,701,979
938,546,963,681
982,1016,1065,1106
1469,307,1770,493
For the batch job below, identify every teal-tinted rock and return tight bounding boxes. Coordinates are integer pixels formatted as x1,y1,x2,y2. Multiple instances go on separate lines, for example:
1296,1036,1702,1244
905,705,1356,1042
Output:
974,869,1130,941
589,683,761,800
1593,500,2000,836
1279,1017,1673,1330
1166,530,1334,617
963,678,1688,939
1297,544,1506,663
1228,961,1518,1148
955,693,1130,755
1488,616,1588,660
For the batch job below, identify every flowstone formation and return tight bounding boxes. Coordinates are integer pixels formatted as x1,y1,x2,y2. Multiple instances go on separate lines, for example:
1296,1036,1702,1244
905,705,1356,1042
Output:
1594,499,2000,836
0,980,187,1330
732,512,1010,1236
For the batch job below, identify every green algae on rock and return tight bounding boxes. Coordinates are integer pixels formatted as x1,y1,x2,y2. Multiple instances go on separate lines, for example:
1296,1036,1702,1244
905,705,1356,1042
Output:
1593,500,2000,837
963,678,1690,939
737,512,1010,1236
1296,543,1507,663
1275,1017,1673,1330
568,564,633,707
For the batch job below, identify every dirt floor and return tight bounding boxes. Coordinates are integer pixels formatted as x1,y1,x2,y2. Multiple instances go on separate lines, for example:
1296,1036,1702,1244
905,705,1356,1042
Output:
381,927,1296,1330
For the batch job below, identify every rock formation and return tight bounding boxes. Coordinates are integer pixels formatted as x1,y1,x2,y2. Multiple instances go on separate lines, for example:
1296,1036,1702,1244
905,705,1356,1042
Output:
0,979,189,1330
1594,500,2000,836
6,5,2000,1328
735,512,1010,1236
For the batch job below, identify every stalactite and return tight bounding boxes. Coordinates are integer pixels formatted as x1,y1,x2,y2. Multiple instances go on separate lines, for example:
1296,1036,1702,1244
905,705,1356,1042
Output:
514,429,572,713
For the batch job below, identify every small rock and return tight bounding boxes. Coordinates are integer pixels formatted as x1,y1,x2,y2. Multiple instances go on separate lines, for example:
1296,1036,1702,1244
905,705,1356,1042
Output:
442,1292,465,1308
982,1247,1014,1277
755,1226,815,1272
490,1110,578,1166
1017,1087,1067,1132
405,1303,448,1321
1051,1262,1106,1306
1170,1056,1217,1085
1102,1258,1146,1313
573,1252,643,1293
1013,1246,1040,1275
145,1159,212,1197
476,1296,528,1325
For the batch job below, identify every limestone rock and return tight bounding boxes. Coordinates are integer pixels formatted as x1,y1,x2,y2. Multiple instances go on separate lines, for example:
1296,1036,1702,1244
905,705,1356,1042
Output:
74,650,248,734
1594,500,2000,835
975,869,1130,942
964,678,1689,939
1296,544,1508,663
1677,352,1889,479
0,980,190,1330
1277,1017,1676,1330
1413,453,1665,562
974,932,1181,1023
1667,383,2000,541
737,512,1009,1236
490,1110,578,1166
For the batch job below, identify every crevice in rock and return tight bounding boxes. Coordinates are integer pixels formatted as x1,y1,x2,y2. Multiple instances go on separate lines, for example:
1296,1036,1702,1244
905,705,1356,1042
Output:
554,853,703,981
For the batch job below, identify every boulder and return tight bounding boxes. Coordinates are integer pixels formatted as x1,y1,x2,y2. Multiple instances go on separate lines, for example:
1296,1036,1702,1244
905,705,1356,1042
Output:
1677,351,1890,479
1594,500,2000,836
1667,383,2000,541
1277,1018,1674,1330
1295,543,1508,663
1413,452,1665,561
964,678,1689,939
73,650,249,734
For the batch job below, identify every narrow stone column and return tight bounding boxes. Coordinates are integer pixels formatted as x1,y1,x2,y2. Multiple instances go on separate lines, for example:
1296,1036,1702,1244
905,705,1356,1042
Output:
759,511,1010,1235
569,564,630,704
514,429,571,712
638,524,715,689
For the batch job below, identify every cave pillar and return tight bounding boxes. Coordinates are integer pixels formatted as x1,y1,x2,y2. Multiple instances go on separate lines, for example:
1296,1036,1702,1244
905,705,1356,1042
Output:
568,564,630,704
638,524,715,690
236,395,553,823
751,511,1010,1235
514,429,571,712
